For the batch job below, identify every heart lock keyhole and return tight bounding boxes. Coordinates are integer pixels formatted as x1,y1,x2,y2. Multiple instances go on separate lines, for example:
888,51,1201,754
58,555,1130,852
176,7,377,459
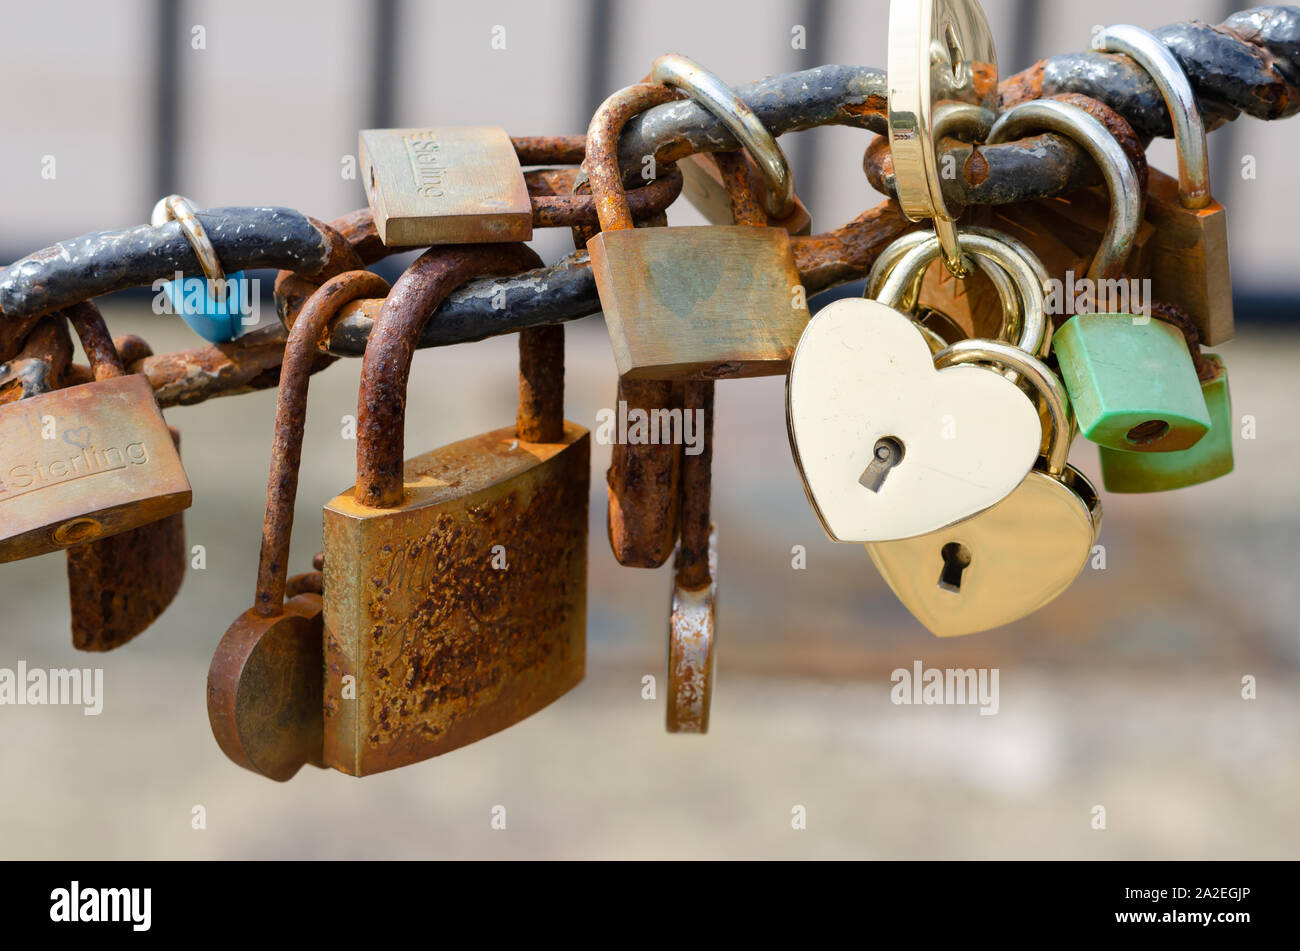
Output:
859,436,905,492
938,541,972,593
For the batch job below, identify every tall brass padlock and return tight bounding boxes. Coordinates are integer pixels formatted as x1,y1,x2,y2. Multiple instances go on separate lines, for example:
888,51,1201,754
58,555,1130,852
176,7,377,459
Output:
667,381,717,734
209,269,389,781
586,75,807,380
358,125,532,247
866,340,1102,637
58,313,187,652
323,245,588,777
0,300,191,564
1093,25,1233,346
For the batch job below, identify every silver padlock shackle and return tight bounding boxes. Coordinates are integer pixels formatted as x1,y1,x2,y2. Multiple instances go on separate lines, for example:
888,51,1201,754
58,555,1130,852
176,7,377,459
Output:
650,54,795,220
150,194,230,288
874,230,1050,356
1092,24,1209,210
987,99,1141,282
935,339,1072,478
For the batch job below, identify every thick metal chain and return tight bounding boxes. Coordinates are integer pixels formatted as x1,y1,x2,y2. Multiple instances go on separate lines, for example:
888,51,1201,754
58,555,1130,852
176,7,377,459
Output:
2,4,1299,407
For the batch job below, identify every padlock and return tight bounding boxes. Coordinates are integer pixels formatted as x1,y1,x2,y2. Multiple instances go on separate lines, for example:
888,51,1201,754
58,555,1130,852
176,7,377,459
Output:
1093,24,1233,346
787,229,1049,542
56,316,186,652
652,53,810,235
358,125,532,247
988,98,1211,454
208,269,390,781
0,300,191,564
1098,304,1234,491
322,244,587,777
866,339,1102,637
151,195,252,343
585,78,807,380
667,381,717,734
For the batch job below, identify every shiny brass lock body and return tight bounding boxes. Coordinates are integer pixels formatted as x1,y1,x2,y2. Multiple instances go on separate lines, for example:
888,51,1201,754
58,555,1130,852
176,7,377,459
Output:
0,302,191,564
866,340,1103,637
322,246,587,777
358,125,532,247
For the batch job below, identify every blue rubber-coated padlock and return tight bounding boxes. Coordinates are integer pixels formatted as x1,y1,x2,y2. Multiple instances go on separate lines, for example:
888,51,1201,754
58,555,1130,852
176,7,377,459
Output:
162,272,251,343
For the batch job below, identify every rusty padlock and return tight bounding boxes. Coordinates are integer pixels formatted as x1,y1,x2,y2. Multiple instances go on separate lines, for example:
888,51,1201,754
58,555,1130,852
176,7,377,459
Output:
208,269,390,781
322,244,588,777
60,312,187,652
0,299,191,563
667,380,717,734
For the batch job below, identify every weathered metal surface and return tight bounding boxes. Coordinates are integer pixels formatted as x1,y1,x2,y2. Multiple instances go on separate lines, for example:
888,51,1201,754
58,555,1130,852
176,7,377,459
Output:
0,317,72,404
208,269,386,782
517,324,564,444
0,302,191,563
323,244,586,777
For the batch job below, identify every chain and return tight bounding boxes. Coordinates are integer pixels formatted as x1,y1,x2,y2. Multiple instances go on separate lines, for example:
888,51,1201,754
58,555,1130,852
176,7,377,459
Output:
2,5,1299,407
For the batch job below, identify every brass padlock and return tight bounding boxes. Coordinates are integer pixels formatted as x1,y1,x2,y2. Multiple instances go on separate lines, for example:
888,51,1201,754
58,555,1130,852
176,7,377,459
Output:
1093,25,1233,345
653,52,810,235
58,314,186,652
585,76,807,380
866,339,1102,637
358,125,532,247
667,381,717,734
322,244,587,777
209,269,390,781
0,300,191,564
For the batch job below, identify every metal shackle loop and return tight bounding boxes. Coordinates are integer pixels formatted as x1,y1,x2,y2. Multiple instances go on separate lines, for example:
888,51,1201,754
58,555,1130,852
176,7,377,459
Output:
586,84,680,234
1092,24,1210,210
934,339,1073,478
355,243,544,510
874,230,1050,356
254,269,390,617
649,53,795,220
62,300,126,381
151,194,231,294
988,99,1141,282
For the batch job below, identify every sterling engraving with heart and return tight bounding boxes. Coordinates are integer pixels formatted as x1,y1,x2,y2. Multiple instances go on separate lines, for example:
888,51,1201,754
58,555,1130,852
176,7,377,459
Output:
785,298,1042,542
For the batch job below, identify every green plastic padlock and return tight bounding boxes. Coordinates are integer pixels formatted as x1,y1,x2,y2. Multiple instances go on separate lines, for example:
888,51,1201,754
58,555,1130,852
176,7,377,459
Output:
1053,314,1211,452
1099,354,1233,492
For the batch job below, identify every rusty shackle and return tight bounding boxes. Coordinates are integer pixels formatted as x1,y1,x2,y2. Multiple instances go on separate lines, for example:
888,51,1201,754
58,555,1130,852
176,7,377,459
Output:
355,243,544,509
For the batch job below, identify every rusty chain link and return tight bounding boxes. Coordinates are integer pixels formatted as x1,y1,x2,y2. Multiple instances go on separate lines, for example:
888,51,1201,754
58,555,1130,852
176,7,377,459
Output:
1,5,1299,407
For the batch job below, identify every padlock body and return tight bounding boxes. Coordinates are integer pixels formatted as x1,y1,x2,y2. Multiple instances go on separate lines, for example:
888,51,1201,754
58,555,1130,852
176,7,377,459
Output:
1053,314,1211,453
358,126,532,247
1145,168,1233,346
1099,354,1233,492
322,423,589,776
67,424,186,651
588,225,806,379
866,466,1102,637
0,374,192,563
163,271,250,342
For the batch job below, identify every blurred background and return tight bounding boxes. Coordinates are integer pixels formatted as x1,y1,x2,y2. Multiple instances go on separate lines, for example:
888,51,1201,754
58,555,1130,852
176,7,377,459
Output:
1,0,1297,859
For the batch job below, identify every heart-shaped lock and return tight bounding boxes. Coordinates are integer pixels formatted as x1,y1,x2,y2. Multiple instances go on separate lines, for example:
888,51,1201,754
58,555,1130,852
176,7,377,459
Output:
786,229,1049,542
866,339,1103,637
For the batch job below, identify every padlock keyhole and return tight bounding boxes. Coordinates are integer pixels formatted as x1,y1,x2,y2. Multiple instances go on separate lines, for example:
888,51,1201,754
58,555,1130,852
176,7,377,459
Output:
938,542,971,593
1126,419,1171,446
859,436,905,492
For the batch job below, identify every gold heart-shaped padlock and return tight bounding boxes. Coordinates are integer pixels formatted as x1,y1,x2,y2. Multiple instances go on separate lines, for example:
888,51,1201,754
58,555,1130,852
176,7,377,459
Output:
866,339,1102,637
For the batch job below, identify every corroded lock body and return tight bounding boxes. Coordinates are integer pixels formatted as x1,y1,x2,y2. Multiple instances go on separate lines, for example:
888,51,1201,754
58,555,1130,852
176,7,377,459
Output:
1093,25,1233,346
678,152,811,234
866,340,1102,637
358,125,532,247
1099,353,1234,492
586,72,806,380
322,245,587,777
208,269,389,781
0,301,191,564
